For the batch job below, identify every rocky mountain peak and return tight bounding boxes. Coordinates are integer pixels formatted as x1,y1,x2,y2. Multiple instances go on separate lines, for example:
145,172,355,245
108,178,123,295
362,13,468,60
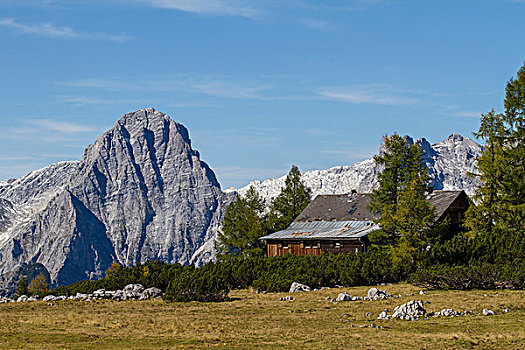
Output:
0,108,232,293
446,133,464,142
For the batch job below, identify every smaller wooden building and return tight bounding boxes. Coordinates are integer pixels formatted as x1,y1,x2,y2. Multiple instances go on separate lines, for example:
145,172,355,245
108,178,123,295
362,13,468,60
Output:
263,220,379,257
260,190,470,257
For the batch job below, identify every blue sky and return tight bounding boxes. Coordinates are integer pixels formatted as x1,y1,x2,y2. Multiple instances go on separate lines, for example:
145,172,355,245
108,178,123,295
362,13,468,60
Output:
0,0,524,189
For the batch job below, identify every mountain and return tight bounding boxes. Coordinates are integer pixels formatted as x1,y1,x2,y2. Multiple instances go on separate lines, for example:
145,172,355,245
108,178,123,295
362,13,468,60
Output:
0,108,482,293
228,133,482,202
0,108,233,292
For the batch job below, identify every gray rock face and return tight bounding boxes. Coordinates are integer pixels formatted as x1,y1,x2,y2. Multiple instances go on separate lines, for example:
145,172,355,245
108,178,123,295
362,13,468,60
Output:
0,108,233,290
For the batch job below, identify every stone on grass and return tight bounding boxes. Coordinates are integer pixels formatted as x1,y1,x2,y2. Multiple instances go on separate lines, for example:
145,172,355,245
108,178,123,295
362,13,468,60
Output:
335,292,352,302
289,282,310,293
392,300,426,321
483,309,495,316
43,295,57,302
377,310,390,320
142,287,162,298
124,284,145,293
17,295,28,302
367,287,392,300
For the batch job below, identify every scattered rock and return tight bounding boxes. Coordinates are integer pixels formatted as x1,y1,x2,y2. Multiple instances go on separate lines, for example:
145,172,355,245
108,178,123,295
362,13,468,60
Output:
335,292,353,302
16,295,28,302
438,308,461,317
279,296,295,301
483,309,495,316
289,282,311,293
377,310,390,320
143,287,162,298
391,300,426,320
503,308,509,313
367,288,379,298
367,287,394,300
124,284,145,294
365,312,372,317
43,295,57,302
419,290,426,295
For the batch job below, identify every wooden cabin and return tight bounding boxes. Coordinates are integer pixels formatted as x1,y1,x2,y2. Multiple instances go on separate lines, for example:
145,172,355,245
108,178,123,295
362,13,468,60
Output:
260,190,470,257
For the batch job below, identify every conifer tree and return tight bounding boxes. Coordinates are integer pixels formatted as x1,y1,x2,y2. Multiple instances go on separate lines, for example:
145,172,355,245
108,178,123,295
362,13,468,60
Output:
368,134,434,245
502,62,525,231
15,276,29,297
465,110,506,234
28,273,48,295
267,165,312,232
466,62,525,234
217,186,267,257
395,178,437,250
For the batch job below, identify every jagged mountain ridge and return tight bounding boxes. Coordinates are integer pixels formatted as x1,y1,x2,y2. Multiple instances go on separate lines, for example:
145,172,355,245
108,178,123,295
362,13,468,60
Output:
229,133,482,201
0,108,233,291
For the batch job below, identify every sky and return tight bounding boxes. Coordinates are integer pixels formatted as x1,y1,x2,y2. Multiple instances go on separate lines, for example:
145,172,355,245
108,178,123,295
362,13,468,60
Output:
0,0,524,189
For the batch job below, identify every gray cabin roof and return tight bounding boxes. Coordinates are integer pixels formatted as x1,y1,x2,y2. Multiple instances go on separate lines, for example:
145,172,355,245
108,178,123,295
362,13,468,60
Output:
294,193,380,222
260,190,467,241
294,190,466,223
426,190,466,220
259,220,379,241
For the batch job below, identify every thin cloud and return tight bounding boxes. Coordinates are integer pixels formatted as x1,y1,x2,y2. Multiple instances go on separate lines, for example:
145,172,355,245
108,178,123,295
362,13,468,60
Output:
58,76,274,100
27,119,97,133
6,119,99,141
140,0,260,18
296,18,336,32
319,84,421,106
452,111,482,118
0,18,130,42
57,96,145,106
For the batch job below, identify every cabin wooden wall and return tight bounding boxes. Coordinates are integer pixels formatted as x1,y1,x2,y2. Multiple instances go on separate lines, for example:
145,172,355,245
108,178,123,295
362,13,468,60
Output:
266,240,364,257
441,193,470,230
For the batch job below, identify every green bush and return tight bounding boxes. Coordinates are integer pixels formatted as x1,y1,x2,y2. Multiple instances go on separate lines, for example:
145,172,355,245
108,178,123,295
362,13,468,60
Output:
164,265,230,302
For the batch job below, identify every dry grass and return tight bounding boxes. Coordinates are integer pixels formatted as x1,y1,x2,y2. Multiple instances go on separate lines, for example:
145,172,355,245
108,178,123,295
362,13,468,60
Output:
2,284,525,349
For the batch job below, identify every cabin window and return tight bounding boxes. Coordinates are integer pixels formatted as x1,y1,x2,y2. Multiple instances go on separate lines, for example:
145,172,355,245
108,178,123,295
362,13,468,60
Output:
282,241,289,249
304,241,312,248
333,241,342,248
312,241,318,248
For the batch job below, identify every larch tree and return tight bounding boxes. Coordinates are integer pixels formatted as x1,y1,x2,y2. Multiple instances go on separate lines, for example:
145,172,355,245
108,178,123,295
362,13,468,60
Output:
368,134,435,247
466,62,525,235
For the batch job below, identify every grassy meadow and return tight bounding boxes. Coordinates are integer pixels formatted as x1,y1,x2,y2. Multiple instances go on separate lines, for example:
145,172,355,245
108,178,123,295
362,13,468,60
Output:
1,284,525,349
